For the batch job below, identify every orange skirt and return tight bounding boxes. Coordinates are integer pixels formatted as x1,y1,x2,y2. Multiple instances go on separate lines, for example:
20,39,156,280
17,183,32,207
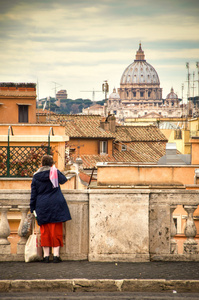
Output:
40,223,63,247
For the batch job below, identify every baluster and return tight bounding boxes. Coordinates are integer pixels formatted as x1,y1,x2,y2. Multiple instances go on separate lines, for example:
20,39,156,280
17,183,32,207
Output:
0,206,12,254
183,205,198,254
17,206,29,254
170,205,178,254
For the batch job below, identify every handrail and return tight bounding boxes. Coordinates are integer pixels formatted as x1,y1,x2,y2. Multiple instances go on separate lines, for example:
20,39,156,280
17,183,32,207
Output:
48,127,54,154
87,167,95,189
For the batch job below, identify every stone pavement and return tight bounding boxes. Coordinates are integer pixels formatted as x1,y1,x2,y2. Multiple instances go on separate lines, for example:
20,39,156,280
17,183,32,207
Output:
0,261,199,294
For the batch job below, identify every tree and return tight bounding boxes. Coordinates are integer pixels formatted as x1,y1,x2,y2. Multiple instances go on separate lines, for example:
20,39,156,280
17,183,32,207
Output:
71,104,80,114
44,97,103,115
49,103,59,112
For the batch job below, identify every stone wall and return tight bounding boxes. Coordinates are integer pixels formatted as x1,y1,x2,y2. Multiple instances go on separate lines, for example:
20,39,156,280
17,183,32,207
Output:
0,188,199,262
89,189,149,262
97,164,199,186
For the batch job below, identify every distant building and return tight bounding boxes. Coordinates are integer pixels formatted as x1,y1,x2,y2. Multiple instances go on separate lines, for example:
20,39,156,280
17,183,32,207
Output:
82,44,185,121
106,44,183,121
107,88,122,116
0,82,37,124
56,89,68,107
82,104,104,116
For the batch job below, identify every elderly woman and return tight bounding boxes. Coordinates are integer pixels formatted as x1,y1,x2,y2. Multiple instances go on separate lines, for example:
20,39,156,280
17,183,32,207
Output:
30,155,71,263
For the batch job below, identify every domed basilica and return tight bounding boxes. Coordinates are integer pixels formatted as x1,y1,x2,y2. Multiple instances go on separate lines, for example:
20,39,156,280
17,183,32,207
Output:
107,44,182,121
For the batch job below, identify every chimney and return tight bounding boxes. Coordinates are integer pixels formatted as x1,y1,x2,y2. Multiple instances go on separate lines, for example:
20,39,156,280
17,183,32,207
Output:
100,114,116,132
104,103,108,118
107,114,116,133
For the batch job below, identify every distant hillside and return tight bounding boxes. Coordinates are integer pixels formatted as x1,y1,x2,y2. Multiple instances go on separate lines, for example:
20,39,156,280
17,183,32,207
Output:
37,98,105,114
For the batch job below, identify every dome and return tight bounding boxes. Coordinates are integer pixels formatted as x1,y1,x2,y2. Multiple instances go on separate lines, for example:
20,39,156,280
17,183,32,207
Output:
109,88,120,100
166,87,178,99
120,44,160,85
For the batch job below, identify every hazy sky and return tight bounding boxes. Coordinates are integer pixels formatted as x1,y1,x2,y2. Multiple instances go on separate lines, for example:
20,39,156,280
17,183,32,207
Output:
0,0,199,101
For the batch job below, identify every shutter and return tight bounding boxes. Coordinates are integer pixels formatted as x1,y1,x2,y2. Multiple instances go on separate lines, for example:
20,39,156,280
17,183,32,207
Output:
18,105,28,123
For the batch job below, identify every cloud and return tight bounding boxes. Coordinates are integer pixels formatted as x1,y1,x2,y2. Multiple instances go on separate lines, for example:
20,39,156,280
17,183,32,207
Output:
0,0,198,100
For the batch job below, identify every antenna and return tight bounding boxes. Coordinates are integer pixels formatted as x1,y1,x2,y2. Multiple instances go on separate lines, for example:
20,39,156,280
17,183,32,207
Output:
102,80,109,100
46,96,51,122
80,89,102,101
186,62,191,118
192,72,195,99
43,98,47,111
186,63,190,99
36,79,39,101
182,83,184,116
181,83,185,128
196,62,199,97
37,79,39,122
52,81,62,100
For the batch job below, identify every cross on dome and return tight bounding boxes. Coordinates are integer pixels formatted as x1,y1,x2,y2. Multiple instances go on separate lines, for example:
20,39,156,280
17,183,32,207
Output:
135,42,145,61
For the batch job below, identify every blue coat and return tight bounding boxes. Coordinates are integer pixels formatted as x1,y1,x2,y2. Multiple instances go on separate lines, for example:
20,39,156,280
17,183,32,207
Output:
30,167,71,226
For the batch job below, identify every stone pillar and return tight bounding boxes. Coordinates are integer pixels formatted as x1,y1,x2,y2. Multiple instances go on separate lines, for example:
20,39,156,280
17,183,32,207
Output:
17,206,29,254
136,89,139,99
145,89,148,100
170,205,178,254
0,206,12,254
183,205,198,254
130,89,133,99
75,157,83,190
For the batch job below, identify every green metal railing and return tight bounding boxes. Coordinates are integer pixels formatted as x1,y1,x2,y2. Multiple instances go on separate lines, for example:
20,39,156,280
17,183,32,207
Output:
7,126,14,176
0,126,52,177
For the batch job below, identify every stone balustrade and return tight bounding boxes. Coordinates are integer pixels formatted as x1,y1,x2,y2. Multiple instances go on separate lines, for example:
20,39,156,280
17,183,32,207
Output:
0,188,199,262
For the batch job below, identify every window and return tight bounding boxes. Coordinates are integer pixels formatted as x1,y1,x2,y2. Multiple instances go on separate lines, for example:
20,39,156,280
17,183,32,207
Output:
148,91,151,97
122,144,127,151
18,105,28,123
140,92,144,97
133,92,136,97
99,141,108,154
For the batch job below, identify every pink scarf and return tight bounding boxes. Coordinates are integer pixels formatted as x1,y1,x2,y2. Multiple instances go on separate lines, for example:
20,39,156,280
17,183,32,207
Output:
49,165,58,188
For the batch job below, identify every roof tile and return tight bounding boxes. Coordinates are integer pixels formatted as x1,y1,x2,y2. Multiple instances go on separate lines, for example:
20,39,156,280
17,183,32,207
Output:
50,115,114,138
114,125,167,142
71,154,117,169
113,141,167,163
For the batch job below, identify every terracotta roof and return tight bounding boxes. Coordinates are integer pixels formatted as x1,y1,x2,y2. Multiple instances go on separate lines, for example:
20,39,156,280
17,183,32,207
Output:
50,114,114,138
0,82,36,88
71,141,166,168
114,125,167,142
79,171,97,185
39,114,168,168
72,154,117,169
36,109,56,115
77,126,168,168
113,141,167,163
